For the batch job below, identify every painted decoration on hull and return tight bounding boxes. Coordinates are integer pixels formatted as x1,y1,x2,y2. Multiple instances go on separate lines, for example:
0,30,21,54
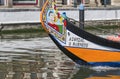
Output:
42,0,120,51
43,0,67,43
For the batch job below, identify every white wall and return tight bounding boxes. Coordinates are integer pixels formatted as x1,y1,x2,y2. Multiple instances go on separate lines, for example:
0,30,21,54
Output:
60,9,120,21
117,10,120,19
85,10,116,20
0,9,120,24
0,10,40,24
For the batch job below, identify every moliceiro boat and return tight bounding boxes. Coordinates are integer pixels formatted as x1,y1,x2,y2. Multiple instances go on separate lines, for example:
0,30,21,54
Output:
40,0,120,67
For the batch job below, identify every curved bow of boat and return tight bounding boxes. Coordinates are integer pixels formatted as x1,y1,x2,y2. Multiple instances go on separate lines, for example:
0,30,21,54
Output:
40,0,120,67
40,0,49,33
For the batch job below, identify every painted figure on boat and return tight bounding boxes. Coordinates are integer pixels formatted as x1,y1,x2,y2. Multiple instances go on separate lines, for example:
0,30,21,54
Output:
46,1,67,43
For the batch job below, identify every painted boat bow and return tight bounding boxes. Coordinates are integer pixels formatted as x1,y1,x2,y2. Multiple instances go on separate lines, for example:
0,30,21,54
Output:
40,0,120,67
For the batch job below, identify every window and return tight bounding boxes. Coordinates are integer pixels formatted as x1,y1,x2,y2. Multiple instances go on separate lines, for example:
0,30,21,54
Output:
100,0,111,5
74,0,81,5
77,0,81,5
62,0,67,5
0,0,4,5
13,0,38,5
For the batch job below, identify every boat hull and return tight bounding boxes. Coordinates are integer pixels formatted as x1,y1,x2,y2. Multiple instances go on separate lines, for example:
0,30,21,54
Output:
40,0,120,67
49,34,120,67
65,47,120,62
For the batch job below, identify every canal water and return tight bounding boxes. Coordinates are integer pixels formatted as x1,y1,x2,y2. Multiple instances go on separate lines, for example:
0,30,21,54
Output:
0,33,120,79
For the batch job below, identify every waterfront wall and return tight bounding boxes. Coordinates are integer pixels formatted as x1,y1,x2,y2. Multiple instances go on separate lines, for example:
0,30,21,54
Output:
0,9,41,30
0,8,120,30
0,9,40,24
60,8,120,26
60,9,120,21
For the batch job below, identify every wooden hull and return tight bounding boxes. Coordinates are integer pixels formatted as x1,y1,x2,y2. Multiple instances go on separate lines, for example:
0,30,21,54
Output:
49,33,120,67
40,0,120,67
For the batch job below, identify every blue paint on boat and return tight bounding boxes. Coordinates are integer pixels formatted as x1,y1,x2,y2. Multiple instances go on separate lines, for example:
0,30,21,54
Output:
89,62,120,67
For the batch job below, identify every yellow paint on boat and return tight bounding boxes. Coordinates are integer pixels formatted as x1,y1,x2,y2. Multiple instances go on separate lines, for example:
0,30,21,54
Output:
40,0,49,33
65,47,120,62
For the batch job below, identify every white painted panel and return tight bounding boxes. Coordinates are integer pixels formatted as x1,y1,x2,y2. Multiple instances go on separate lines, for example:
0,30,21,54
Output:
0,11,40,24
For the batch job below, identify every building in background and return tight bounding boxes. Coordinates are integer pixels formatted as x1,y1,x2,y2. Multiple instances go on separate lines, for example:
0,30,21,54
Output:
111,0,120,6
0,0,120,8
13,0,38,5
0,0,40,8
0,0,4,5
56,0,120,8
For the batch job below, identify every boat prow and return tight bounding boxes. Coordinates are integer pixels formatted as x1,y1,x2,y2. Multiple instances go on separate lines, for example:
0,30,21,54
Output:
40,0,120,67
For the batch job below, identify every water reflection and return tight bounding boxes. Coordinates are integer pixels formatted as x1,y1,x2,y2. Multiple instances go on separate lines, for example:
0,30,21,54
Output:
0,34,120,79
0,36,76,79
86,70,120,79
72,67,120,79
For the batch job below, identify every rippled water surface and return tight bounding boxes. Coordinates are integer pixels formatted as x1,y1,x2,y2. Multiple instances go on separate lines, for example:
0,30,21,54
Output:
0,34,120,79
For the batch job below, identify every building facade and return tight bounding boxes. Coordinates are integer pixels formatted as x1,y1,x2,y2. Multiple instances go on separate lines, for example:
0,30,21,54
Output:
56,0,120,7
111,0,120,6
0,0,40,8
0,0,120,8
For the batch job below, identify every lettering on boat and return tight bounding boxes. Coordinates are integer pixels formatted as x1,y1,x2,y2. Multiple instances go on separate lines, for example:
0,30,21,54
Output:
68,37,88,48
69,37,84,42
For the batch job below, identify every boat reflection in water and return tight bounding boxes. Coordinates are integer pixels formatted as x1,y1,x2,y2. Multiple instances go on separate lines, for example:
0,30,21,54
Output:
72,67,120,79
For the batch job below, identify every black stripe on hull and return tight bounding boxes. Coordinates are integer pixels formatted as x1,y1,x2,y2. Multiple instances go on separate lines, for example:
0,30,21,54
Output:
49,34,90,66
67,20,120,50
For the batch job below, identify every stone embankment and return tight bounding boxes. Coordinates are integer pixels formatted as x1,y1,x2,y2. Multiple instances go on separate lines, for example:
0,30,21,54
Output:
60,7,120,26
0,7,120,31
0,8,41,31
